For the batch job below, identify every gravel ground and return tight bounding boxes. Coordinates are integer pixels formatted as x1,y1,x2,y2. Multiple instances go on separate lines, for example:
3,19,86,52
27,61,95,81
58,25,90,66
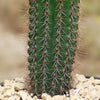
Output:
0,74,100,100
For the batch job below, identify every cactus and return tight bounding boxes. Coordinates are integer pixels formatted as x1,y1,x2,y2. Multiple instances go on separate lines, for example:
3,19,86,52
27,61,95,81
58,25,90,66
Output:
28,0,80,96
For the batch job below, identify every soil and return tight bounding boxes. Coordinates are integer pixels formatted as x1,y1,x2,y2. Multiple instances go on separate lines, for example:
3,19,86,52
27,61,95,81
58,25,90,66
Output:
0,74,100,100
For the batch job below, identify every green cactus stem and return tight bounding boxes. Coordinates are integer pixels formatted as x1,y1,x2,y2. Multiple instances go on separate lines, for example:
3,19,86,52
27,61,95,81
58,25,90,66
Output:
28,0,80,96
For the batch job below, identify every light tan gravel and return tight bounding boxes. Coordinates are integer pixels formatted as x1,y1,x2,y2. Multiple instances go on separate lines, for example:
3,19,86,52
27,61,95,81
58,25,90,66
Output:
0,74,100,100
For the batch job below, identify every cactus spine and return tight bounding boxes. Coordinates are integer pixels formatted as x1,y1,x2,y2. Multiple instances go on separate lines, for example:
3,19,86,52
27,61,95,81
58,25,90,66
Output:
28,0,80,96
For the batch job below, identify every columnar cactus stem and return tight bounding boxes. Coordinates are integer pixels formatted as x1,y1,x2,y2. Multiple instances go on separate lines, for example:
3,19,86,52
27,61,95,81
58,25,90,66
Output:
28,0,80,96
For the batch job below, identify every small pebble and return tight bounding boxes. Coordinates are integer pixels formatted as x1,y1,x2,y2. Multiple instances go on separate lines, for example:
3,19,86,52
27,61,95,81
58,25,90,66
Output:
0,74,100,100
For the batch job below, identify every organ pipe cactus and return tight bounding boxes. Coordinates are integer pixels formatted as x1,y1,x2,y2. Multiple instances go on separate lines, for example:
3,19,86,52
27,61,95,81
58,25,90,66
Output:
28,0,80,96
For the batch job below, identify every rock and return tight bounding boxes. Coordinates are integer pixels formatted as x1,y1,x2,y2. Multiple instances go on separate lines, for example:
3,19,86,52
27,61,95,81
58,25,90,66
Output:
70,95,85,100
0,82,4,87
94,79,100,85
52,95,68,100
18,90,32,100
70,89,80,96
0,74,100,100
0,94,4,100
42,93,52,100
14,77,25,83
71,74,87,88
33,96,41,100
42,94,68,100
3,88,15,97
4,79,25,91
7,95,21,100
0,86,11,94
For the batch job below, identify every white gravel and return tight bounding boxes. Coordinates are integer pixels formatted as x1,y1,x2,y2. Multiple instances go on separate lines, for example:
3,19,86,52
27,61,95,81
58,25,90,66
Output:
0,74,100,100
